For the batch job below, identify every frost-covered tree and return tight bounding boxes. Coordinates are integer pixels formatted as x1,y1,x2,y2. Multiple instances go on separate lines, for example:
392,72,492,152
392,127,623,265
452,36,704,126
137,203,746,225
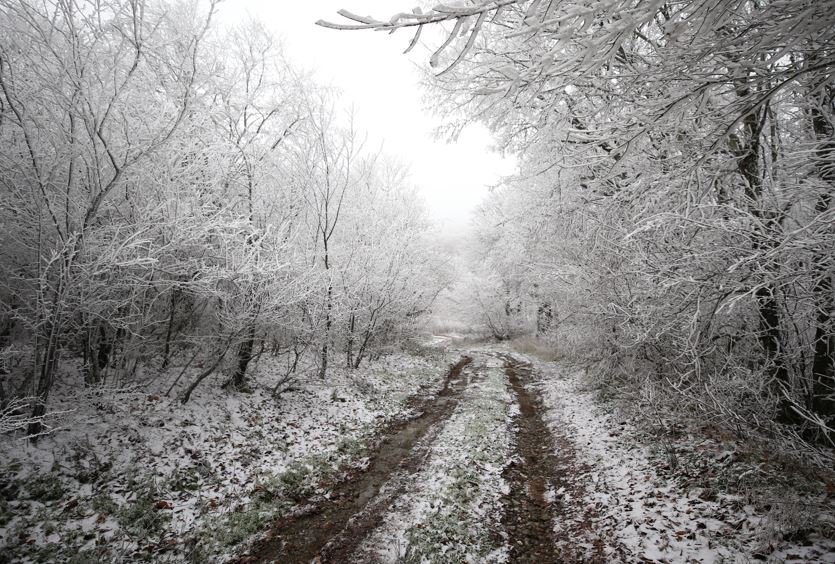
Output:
284,94,364,380
322,0,835,447
0,0,219,434
207,22,305,391
0,0,445,436
336,159,439,368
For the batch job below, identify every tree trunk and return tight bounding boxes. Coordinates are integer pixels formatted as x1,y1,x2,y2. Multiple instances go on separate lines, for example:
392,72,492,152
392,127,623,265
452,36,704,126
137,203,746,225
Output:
811,274,834,422
161,287,181,370
730,81,794,421
82,324,97,386
27,324,61,438
230,324,256,391
353,329,373,370
82,323,111,386
181,343,232,404
352,311,379,370
809,86,835,424
96,325,112,381
536,302,553,336
27,262,69,439
346,313,355,368
318,239,332,380
319,284,331,380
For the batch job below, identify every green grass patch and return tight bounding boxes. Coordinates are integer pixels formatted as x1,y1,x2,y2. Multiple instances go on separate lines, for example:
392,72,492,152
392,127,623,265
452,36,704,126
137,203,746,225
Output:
25,474,66,502
116,479,171,537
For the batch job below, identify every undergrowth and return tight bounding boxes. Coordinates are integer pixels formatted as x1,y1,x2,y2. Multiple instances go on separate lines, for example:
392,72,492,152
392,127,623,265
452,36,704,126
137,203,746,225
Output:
579,357,835,557
510,335,563,362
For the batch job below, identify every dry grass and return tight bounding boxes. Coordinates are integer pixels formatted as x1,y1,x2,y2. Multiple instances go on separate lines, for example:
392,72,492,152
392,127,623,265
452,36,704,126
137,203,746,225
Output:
510,336,563,362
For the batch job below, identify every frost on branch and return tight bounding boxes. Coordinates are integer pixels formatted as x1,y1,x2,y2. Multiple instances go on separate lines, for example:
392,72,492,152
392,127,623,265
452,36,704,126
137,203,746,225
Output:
317,1,522,74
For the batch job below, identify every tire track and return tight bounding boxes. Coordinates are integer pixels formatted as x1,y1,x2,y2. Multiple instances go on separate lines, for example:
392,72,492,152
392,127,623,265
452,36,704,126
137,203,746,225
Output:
501,355,562,563
245,356,473,563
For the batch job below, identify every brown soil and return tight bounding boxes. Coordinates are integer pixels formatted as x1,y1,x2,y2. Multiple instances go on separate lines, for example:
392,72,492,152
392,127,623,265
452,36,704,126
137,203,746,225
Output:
501,355,562,563
244,356,473,564
502,354,608,563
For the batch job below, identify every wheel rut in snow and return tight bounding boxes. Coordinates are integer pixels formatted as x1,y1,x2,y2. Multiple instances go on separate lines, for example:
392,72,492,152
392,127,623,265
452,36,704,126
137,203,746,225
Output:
501,355,561,563
502,355,608,563
246,355,473,564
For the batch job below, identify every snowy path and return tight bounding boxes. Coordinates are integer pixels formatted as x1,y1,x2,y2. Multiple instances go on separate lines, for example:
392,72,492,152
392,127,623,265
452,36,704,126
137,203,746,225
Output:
243,349,835,563
248,351,566,563
246,356,474,562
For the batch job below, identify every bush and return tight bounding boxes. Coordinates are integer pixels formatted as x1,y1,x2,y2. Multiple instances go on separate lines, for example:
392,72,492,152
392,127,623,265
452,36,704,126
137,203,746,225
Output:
275,462,313,501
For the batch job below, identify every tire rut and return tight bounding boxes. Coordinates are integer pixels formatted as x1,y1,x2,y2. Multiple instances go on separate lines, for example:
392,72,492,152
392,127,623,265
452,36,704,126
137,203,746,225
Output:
244,355,473,564
501,355,562,563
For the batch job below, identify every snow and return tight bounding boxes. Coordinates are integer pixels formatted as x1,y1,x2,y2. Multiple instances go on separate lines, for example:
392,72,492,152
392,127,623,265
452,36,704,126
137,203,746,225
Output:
0,351,452,562
532,358,835,563
357,355,514,563
5,344,834,562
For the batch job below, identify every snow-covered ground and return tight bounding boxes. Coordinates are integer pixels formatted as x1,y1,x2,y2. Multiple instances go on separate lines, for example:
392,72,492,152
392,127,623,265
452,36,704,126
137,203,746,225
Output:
5,344,834,563
357,353,514,563
0,351,452,562
530,357,835,563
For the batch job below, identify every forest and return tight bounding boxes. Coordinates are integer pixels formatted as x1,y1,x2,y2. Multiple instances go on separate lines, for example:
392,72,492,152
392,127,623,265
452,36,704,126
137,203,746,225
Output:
386,0,835,453
1,0,834,562
0,0,444,426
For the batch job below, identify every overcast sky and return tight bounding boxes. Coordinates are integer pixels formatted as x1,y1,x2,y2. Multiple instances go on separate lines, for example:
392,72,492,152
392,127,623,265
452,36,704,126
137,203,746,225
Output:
217,0,516,234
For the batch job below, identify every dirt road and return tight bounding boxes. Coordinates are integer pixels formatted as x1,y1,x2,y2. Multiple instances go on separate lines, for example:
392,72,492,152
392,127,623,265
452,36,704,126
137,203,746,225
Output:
236,346,835,564
243,350,573,563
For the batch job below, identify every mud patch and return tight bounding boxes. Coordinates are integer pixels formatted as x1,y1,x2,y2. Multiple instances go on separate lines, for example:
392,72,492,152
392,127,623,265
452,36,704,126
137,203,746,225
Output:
501,355,561,563
245,356,473,563
503,356,607,563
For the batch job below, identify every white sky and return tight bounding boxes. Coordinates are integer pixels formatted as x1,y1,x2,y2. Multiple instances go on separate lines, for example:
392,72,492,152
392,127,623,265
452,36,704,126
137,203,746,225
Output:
216,0,516,234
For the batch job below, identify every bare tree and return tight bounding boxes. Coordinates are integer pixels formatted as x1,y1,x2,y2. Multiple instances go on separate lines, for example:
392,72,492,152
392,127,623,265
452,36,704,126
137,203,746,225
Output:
0,0,219,436
319,0,835,448
290,94,364,379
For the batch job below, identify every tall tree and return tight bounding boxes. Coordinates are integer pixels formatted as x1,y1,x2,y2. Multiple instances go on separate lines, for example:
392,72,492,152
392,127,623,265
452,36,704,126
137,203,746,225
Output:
320,0,835,440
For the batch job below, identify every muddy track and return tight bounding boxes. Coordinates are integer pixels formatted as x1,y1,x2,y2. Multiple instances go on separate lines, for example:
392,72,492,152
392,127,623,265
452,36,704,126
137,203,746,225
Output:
501,355,562,563
502,354,608,563
246,356,473,564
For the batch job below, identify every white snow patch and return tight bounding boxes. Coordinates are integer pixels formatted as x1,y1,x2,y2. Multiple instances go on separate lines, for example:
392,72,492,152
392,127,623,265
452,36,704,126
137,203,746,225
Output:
536,361,835,563
0,352,451,561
